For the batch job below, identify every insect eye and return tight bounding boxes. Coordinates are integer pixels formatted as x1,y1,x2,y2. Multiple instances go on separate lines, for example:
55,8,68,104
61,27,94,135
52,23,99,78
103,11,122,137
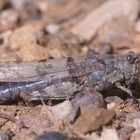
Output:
126,52,138,64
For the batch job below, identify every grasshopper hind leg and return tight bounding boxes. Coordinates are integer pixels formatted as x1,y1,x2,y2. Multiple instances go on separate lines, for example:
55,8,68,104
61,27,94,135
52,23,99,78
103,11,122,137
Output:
114,82,139,104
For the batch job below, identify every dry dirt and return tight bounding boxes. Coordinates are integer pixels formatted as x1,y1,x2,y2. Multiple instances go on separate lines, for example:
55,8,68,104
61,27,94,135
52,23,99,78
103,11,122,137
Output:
0,0,140,140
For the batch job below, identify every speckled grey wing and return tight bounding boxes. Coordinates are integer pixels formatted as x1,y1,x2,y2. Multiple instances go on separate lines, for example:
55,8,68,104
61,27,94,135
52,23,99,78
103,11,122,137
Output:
0,56,94,82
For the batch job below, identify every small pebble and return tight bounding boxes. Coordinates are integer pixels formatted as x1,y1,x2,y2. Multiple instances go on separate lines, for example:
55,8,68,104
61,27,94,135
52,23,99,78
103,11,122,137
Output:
35,132,68,140
73,107,115,134
51,100,72,120
46,24,61,34
130,129,140,140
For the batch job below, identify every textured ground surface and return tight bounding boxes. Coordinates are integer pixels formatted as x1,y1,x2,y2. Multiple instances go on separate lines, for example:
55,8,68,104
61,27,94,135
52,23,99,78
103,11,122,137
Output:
0,0,140,140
